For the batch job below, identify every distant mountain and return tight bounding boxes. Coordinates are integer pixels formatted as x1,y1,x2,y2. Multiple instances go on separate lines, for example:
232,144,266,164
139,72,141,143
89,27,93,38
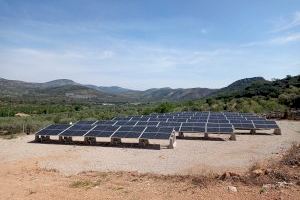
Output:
211,77,267,97
1,76,288,103
0,78,132,103
137,87,216,101
41,79,78,88
85,85,138,94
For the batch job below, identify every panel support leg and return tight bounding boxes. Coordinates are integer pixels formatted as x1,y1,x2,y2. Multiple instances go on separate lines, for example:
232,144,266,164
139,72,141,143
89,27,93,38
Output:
178,132,184,138
111,138,121,146
35,135,40,142
229,132,236,141
139,139,149,147
250,129,256,135
273,128,281,135
204,132,209,139
168,133,176,149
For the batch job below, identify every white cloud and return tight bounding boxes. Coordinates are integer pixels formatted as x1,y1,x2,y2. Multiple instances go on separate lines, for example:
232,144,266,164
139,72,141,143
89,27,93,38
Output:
270,33,300,45
272,11,300,32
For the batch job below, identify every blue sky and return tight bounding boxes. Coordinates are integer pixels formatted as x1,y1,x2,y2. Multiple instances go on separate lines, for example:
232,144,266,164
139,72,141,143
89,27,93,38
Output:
0,0,299,90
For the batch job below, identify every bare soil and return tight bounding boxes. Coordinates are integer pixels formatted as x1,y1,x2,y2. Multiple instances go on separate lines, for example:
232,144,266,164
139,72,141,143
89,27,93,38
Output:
0,120,299,199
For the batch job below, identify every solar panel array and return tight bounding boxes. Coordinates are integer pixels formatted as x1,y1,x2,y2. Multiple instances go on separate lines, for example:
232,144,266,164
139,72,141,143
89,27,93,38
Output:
36,112,279,139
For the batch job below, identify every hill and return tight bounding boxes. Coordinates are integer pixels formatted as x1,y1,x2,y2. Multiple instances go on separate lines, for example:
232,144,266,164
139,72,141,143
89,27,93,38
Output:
0,78,131,103
0,75,298,105
212,77,267,97
0,78,217,102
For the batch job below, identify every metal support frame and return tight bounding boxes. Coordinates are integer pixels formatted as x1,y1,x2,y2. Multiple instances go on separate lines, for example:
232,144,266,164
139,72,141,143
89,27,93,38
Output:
250,129,256,134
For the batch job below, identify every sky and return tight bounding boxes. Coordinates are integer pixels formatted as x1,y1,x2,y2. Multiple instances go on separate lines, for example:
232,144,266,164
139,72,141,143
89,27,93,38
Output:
0,0,300,90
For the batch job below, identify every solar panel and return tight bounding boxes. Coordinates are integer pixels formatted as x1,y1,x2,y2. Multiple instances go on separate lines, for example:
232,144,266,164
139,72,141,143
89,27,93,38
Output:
208,119,229,124
85,125,120,137
148,117,167,122
140,127,174,140
187,119,208,122
158,122,181,131
36,124,70,136
115,120,138,126
135,121,159,126
231,123,255,129
139,117,150,121
168,118,187,123
59,124,94,136
37,129,65,136
111,126,146,138
180,126,205,132
253,120,279,129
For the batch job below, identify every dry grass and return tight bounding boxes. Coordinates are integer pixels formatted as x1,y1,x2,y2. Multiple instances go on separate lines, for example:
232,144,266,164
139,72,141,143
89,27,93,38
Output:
70,179,101,189
243,143,300,186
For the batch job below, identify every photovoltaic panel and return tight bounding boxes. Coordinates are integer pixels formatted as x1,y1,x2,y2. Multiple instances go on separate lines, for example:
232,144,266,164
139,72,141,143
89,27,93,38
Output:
158,122,181,131
140,127,174,140
207,119,229,124
180,126,205,132
167,118,187,123
148,117,167,122
180,122,206,133
229,119,252,124
187,119,208,123
253,120,279,129
231,123,255,129
111,126,146,138
135,121,159,127
59,124,94,136
115,120,138,126
85,125,120,137
36,124,70,136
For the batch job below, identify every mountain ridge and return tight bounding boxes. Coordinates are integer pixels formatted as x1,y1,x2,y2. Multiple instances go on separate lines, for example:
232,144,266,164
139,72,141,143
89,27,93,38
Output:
0,76,268,103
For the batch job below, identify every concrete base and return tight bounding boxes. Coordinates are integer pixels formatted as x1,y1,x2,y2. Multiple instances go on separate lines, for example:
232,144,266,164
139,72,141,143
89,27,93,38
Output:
229,133,236,141
273,128,282,135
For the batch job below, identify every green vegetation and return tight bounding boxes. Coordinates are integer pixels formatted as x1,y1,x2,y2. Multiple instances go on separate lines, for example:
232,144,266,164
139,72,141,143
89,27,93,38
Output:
0,75,299,138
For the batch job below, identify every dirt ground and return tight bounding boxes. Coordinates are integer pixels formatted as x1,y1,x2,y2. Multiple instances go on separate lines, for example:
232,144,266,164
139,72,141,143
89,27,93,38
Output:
0,120,299,199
